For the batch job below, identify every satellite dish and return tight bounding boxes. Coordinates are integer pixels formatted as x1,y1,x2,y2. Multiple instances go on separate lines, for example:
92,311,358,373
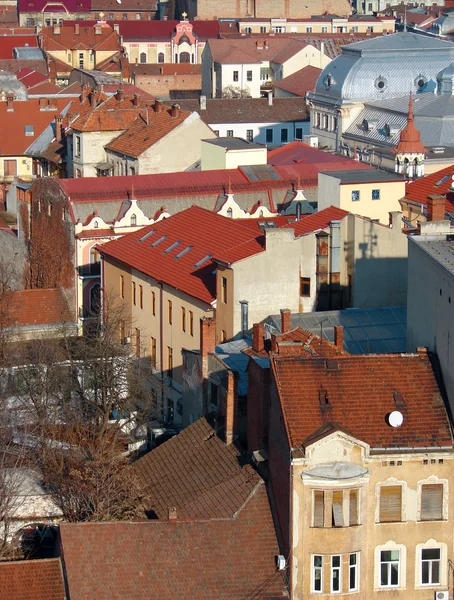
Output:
388,411,404,428
116,0,121,4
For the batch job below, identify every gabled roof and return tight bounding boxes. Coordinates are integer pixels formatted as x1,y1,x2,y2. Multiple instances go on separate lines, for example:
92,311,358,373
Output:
403,164,454,207
0,35,38,59
268,140,371,166
284,206,349,236
271,352,454,450
0,558,66,600
59,480,286,600
8,288,73,327
133,417,261,519
98,206,265,304
40,24,119,52
105,108,191,158
273,65,322,97
16,66,48,88
208,36,311,64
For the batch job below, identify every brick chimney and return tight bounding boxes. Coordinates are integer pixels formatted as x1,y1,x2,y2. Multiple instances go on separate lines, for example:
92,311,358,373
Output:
224,370,238,446
115,87,124,102
132,93,140,107
280,308,291,333
199,94,206,110
170,103,180,118
113,23,120,34
55,114,64,141
153,98,163,112
81,84,90,100
252,322,265,353
53,24,60,34
168,506,177,519
75,23,79,35
427,195,446,222
6,94,14,111
200,316,216,377
334,326,344,351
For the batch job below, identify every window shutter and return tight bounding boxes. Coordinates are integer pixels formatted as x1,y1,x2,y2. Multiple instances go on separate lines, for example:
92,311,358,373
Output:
379,486,402,522
421,484,443,520
332,491,344,526
314,491,324,527
349,489,359,526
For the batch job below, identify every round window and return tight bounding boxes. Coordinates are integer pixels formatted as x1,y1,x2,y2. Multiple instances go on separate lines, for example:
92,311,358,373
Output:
377,80,385,89
374,76,388,91
415,75,427,89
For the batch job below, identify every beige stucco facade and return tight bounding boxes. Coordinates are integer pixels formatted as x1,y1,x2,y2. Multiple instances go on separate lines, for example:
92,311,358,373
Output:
1,156,33,183
72,130,124,178
200,140,267,171
237,17,395,35
290,430,454,599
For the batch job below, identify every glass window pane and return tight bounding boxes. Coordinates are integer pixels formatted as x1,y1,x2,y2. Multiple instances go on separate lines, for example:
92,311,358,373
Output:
349,567,356,589
422,549,440,560
332,556,340,567
332,572,340,591
314,573,321,591
421,561,429,584
381,551,392,561
350,554,357,565
390,564,399,585
314,556,322,567
380,563,388,586
432,561,440,584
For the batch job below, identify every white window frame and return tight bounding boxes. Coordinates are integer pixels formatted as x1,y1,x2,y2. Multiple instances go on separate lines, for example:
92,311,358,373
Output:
312,555,323,593
349,553,359,591
421,548,441,586
380,549,400,588
331,555,342,593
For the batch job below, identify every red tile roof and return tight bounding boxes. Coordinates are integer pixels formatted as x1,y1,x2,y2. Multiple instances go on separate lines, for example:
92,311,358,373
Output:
105,108,191,157
403,164,454,208
267,141,371,167
27,80,63,95
245,326,348,358
16,66,48,88
18,0,90,13
284,206,349,236
8,288,73,327
0,558,66,600
59,481,286,600
0,35,38,59
208,37,312,64
0,97,72,155
40,24,119,52
98,206,265,304
271,353,454,450
133,417,261,519
273,65,322,97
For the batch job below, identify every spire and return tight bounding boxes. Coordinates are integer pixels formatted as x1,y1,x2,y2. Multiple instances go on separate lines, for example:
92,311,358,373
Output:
393,92,426,155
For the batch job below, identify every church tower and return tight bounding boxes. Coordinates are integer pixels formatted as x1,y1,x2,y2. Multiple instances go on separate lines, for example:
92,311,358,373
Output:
393,93,426,178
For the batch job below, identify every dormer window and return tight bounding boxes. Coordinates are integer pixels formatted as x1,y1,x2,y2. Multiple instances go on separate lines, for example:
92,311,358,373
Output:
94,221,99,229
324,72,336,88
415,75,427,89
131,214,137,226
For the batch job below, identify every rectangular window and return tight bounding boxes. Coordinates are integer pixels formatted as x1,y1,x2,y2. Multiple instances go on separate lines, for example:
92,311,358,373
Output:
222,277,227,303
260,26,266,33
167,346,173,377
122,12,128,18
313,490,325,527
300,277,310,297
139,284,143,309
75,135,81,157
135,327,140,358
306,26,312,33
214,130,219,136
150,337,156,368
351,190,360,202
296,127,303,140
316,112,321,128
151,291,156,315
332,491,344,527
221,329,227,343
246,129,253,142
421,484,443,521
132,281,136,305
322,26,328,33
266,129,273,144
379,486,402,522
372,189,380,200
313,555,323,593
380,550,400,587
281,128,288,143
331,555,341,593
226,130,234,137
168,299,172,324
349,553,358,591
181,306,186,332
189,310,194,336
421,548,441,585
349,489,359,526
233,70,239,82
247,70,252,81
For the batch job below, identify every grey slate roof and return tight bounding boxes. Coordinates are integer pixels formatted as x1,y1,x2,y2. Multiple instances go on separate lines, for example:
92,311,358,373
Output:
266,306,407,354
215,338,251,397
414,238,454,275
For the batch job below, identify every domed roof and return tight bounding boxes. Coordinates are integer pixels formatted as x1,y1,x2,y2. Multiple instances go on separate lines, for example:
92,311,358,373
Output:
437,62,454,81
393,94,426,155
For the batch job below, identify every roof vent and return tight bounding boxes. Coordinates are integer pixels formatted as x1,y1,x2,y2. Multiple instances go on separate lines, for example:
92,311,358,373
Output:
164,240,181,254
388,411,404,428
151,235,167,247
175,245,193,259
432,147,446,154
393,390,406,410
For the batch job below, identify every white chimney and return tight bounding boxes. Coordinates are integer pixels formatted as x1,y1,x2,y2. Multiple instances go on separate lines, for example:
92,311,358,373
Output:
199,94,206,110
268,91,273,106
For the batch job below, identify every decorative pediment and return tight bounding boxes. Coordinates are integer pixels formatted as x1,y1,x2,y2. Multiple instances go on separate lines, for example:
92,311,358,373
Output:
114,198,152,231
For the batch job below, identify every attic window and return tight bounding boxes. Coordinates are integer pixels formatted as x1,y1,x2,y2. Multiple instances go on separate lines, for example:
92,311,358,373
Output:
24,125,34,136
374,76,388,91
319,389,329,406
193,254,212,268
175,245,192,259
258,221,277,229
324,72,336,88
164,240,181,254
151,235,167,247
139,229,156,242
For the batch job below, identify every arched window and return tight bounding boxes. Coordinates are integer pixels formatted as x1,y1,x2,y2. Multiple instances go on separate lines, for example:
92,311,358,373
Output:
158,52,164,63
90,283,101,314
130,214,137,226
140,52,147,64
180,51,190,63
227,207,233,218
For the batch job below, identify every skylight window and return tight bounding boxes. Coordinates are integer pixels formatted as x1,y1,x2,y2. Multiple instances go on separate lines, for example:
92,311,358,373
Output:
24,125,34,136
193,254,212,268
175,246,193,259
435,175,450,187
151,235,167,247
258,221,277,229
164,240,181,254
139,229,156,242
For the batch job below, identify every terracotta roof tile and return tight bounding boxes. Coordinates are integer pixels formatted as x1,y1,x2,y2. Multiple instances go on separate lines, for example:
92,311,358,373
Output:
0,558,66,600
245,326,348,358
98,206,265,303
283,206,349,236
8,288,73,327
59,480,287,600
271,353,454,450
208,37,311,64
403,164,454,208
40,24,119,52
16,66,49,88
273,65,322,97
0,35,38,59
133,417,261,519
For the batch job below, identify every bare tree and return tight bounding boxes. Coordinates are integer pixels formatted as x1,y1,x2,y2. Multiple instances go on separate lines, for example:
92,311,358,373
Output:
222,85,252,99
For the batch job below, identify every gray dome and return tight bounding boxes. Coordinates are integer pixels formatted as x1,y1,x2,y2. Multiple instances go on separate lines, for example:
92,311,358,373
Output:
437,62,454,95
311,32,454,105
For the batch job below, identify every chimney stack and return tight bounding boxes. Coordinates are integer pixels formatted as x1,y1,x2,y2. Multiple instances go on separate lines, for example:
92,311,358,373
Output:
132,93,140,107
426,194,446,222
170,103,180,118
200,317,216,377
268,91,273,106
38,96,47,110
199,94,206,110
113,23,120,34
6,94,13,111
334,326,344,351
280,308,291,333
55,114,64,141
95,24,102,35
168,507,177,520
53,24,60,34
75,23,79,35
115,87,124,102
153,98,163,112
252,322,265,353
